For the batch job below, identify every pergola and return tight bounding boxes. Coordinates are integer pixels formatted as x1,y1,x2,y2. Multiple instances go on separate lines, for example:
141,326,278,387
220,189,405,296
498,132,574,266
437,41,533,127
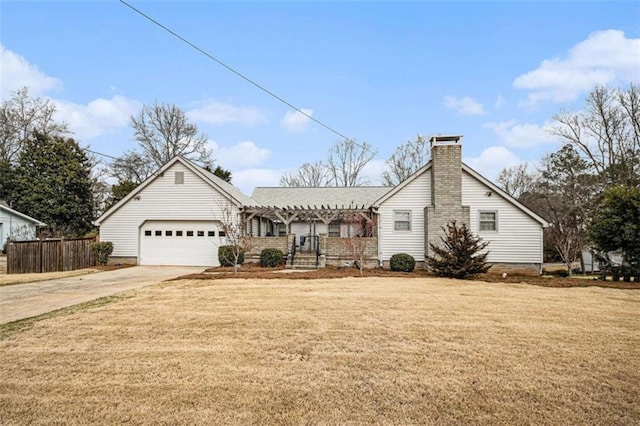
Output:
241,204,377,235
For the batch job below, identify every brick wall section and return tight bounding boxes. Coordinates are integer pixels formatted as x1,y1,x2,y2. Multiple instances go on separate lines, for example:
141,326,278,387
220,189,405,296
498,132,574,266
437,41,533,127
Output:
323,236,378,267
245,234,295,263
425,141,471,266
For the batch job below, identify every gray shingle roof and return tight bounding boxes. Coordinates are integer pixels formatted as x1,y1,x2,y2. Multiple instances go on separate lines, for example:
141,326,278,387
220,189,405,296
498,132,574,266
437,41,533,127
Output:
250,186,391,208
197,166,257,206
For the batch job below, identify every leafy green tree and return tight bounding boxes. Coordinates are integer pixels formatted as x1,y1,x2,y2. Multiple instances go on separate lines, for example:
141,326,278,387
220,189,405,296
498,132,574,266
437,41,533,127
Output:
212,165,232,183
538,144,595,274
589,186,640,274
107,180,139,209
13,133,94,236
427,221,491,279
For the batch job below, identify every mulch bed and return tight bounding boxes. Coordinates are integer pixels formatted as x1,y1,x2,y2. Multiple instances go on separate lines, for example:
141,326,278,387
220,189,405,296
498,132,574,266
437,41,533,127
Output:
174,263,640,290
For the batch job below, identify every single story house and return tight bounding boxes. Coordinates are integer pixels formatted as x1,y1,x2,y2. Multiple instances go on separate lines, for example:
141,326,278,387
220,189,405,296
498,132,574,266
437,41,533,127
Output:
0,202,46,249
96,136,548,272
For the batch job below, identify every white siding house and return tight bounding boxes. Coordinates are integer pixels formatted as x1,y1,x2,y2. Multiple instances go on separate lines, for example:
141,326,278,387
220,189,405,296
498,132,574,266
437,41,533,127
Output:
95,157,253,267
96,138,547,271
376,168,431,262
0,203,46,249
375,136,547,272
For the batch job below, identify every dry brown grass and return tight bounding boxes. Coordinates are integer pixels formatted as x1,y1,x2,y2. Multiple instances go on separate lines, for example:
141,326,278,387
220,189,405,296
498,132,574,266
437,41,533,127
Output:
1,277,639,424
0,264,135,287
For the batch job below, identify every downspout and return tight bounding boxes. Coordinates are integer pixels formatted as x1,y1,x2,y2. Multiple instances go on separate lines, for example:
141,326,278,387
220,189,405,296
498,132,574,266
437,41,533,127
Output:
372,207,381,267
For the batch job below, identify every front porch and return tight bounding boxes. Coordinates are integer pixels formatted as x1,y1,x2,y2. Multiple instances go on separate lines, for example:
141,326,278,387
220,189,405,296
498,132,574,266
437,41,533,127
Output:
241,204,379,269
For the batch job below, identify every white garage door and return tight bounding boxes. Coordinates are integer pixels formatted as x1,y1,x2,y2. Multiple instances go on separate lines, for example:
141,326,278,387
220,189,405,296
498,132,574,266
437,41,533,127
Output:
140,220,223,266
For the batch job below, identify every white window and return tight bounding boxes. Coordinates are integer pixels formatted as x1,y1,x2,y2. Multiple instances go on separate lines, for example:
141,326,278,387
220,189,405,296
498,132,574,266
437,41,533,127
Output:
328,221,340,237
479,211,497,231
393,210,411,231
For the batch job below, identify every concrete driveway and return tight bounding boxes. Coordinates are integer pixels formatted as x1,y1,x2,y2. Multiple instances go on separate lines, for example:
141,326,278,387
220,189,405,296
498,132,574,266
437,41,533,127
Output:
0,266,202,324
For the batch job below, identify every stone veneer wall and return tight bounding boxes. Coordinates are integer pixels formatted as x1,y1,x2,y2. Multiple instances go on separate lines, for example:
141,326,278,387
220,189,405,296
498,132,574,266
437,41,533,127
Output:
322,234,379,267
245,234,295,263
425,141,470,266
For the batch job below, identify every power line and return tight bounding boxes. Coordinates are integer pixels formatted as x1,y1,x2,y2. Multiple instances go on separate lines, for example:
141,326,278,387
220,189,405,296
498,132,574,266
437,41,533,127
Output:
118,0,378,157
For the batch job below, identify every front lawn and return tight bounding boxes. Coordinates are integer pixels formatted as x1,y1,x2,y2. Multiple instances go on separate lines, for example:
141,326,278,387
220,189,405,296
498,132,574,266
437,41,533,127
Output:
1,277,638,424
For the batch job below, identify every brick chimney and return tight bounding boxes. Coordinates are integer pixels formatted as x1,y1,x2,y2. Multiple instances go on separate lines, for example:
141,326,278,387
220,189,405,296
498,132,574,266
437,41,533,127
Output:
425,135,470,263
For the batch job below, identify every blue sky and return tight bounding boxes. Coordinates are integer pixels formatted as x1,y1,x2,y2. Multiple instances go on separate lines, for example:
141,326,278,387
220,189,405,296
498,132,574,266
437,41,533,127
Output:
1,1,639,194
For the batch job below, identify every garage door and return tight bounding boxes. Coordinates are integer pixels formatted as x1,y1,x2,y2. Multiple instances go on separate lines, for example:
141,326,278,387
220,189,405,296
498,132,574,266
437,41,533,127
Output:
140,220,222,266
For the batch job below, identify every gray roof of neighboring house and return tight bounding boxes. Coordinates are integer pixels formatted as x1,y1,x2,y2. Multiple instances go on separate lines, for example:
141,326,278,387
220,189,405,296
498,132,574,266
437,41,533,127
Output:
0,203,47,226
250,186,392,208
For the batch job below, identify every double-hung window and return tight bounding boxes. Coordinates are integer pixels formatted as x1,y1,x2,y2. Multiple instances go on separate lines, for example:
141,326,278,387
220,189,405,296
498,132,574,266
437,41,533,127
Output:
479,211,497,231
393,210,411,231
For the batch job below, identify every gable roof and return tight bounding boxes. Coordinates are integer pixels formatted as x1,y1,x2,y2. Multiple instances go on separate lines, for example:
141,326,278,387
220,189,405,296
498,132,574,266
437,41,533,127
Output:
373,161,549,227
0,203,46,226
251,186,391,208
95,156,256,225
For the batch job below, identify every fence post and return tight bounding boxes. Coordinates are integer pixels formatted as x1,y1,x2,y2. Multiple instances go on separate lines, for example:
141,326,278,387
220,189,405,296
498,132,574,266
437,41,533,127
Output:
38,239,43,273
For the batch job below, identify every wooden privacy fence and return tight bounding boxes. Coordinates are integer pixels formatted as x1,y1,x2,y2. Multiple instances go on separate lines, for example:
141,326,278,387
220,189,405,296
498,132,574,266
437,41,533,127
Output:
7,237,96,274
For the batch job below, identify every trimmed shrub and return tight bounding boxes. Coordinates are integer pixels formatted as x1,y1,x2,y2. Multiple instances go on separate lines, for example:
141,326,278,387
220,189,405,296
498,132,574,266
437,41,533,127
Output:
91,241,113,266
390,253,416,272
260,248,284,267
218,245,244,267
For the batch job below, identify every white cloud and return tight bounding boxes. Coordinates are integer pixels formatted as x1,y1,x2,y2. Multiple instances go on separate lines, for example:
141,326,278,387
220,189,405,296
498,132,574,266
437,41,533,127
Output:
232,168,284,195
443,96,486,116
464,146,521,181
53,95,141,141
514,30,640,106
280,108,314,132
210,140,271,169
187,100,266,126
361,159,389,185
0,44,62,99
484,120,556,148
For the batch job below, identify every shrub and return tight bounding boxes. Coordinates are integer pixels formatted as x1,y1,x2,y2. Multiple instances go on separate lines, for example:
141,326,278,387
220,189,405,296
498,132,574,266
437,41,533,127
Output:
260,248,284,267
91,241,113,266
390,253,415,272
218,245,244,267
427,220,491,279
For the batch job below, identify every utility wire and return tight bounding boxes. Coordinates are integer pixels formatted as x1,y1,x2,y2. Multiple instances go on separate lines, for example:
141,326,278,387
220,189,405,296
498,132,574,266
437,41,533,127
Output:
119,0,378,157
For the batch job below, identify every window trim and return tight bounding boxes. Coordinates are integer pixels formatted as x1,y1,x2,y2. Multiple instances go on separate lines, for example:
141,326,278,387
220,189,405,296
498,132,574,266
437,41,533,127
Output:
393,210,412,231
479,210,498,232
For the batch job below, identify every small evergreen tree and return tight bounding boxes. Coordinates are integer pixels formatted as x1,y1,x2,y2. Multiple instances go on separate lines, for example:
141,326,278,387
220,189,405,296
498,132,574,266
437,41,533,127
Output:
427,221,491,279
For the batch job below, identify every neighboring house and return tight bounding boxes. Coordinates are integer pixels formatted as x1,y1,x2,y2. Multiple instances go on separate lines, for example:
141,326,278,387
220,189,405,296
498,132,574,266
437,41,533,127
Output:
0,202,46,249
96,135,548,272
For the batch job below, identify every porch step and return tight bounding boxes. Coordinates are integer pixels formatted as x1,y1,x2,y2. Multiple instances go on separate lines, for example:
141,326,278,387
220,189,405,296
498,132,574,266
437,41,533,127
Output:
286,254,325,270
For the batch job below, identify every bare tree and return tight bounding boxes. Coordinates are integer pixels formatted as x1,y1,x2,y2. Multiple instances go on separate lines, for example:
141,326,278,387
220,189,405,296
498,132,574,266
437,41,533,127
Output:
382,134,429,186
131,101,213,169
327,139,377,186
280,161,332,187
496,163,538,200
111,150,156,184
0,87,68,163
342,212,377,275
218,202,252,273
550,84,640,188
